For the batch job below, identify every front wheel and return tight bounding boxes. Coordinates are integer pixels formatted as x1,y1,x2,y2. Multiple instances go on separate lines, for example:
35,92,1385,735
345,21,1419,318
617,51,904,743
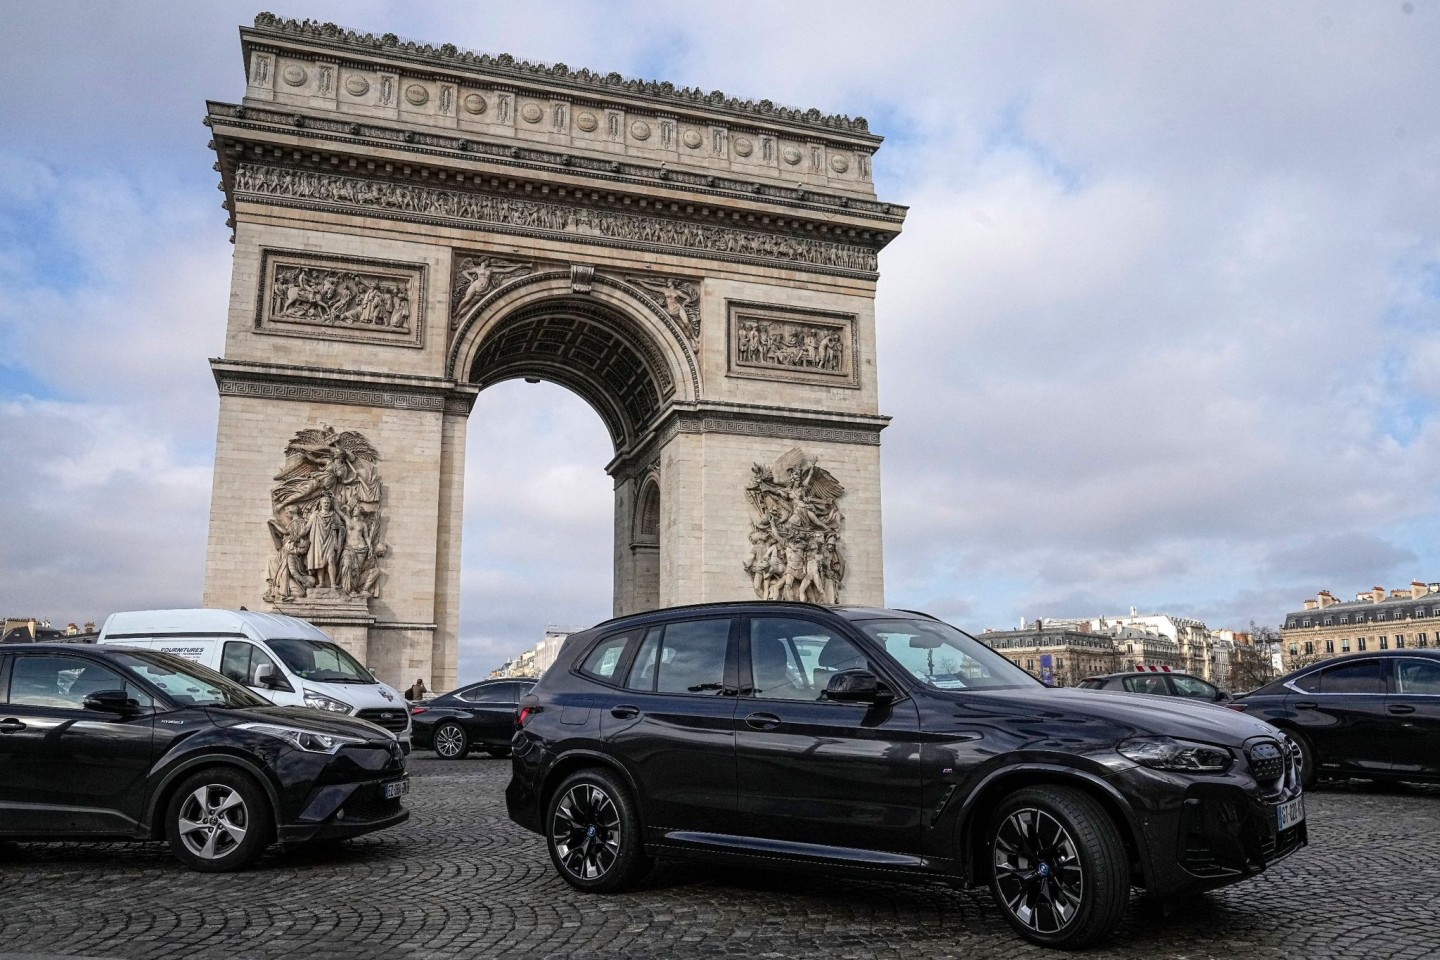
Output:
433,722,469,760
545,768,649,893
987,786,1130,949
166,768,272,872
1287,731,1317,788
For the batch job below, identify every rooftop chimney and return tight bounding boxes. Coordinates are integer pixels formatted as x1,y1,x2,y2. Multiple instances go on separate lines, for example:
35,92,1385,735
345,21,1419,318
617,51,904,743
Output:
1303,599,1318,610
1317,591,1337,608
1371,586,1386,603
1413,581,1427,600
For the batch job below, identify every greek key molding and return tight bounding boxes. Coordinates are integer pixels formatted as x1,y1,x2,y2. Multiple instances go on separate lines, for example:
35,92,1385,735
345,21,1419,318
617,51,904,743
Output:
232,163,878,275
217,378,446,412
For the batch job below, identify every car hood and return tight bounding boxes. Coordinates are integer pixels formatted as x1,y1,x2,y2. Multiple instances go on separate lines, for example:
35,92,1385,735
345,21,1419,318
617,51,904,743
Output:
945,685,1280,747
206,704,395,740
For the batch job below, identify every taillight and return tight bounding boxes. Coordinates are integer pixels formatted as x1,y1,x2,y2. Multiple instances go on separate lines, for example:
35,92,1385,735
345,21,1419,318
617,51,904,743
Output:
410,706,428,716
517,705,535,727
1224,703,1246,712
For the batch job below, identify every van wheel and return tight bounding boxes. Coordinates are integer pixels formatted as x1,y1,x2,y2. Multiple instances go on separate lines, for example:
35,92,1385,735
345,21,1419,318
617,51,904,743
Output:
546,768,648,893
987,786,1129,948
433,722,469,759
166,768,272,872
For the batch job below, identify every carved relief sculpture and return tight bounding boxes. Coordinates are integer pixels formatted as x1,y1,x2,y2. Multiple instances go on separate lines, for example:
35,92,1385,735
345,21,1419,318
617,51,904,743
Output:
627,275,700,342
450,255,535,330
728,301,858,387
265,425,385,604
744,448,846,604
258,251,425,348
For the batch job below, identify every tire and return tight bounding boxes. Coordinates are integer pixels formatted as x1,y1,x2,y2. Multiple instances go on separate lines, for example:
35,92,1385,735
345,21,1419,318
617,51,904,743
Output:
987,786,1130,949
485,745,512,759
166,767,272,872
545,768,649,893
433,722,469,760
1288,731,1317,788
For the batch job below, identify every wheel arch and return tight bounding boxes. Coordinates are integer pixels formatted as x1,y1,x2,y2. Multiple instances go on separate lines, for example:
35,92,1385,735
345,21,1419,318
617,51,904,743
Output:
539,750,646,827
953,764,1148,888
145,753,281,840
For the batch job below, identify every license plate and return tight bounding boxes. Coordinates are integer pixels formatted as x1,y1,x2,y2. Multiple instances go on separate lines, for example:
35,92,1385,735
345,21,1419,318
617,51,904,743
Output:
1274,795,1304,831
383,779,409,800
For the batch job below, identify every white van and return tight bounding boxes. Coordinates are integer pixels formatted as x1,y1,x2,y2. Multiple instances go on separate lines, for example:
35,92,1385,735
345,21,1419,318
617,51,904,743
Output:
97,609,411,751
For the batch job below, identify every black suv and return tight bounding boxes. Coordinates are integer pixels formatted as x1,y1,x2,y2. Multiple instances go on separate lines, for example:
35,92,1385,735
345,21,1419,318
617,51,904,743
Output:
0,644,410,871
507,603,1307,948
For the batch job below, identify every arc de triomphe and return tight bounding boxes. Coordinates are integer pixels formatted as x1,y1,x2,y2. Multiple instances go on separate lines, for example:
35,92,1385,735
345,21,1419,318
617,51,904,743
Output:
201,15,906,689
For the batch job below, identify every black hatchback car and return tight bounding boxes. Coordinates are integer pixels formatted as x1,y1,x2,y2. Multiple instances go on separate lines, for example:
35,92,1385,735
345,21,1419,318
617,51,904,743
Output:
1228,649,1440,786
0,643,409,871
507,603,1307,948
411,678,537,759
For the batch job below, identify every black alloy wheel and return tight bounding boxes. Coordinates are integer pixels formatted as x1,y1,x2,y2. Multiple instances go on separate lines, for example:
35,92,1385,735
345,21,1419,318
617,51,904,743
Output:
987,786,1129,948
546,768,648,893
433,721,469,760
1288,731,1317,788
165,767,272,872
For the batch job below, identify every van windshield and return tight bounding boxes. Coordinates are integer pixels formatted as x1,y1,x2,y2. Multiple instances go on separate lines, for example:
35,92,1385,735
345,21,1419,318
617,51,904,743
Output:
112,650,269,709
268,638,376,684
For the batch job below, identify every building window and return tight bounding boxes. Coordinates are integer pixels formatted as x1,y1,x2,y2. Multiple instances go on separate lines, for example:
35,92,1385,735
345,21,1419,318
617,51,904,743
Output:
1380,637,1389,650
1341,639,1351,652
1323,617,1332,626
1055,657,1065,669
1288,643,1298,656
1421,633,1430,648
1025,659,1034,670
1302,619,1312,627
1397,636,1406,648
1378,612,1387,621
1325,639,1334,654
1339,615,1349,624
1358,638,1368,651
1303,641,1313,655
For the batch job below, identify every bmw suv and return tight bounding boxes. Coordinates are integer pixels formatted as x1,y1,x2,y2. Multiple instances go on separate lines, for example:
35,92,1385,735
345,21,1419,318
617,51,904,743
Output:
507,603,1307,948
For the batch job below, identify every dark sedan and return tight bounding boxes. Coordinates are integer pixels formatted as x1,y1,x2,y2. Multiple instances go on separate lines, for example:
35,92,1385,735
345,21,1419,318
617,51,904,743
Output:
1228,649,1440,786
1077,670,1231,702
411,678,536,759
0,643,409,871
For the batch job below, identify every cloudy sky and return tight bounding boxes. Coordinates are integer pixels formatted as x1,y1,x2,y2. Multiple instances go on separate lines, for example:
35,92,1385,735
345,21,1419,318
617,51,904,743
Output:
3,2,1439,682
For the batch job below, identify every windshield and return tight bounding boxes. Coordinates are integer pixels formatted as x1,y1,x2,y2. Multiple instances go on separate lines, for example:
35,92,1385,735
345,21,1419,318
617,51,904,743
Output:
112,650,269,709
268,638,375,684
857,619,1041,691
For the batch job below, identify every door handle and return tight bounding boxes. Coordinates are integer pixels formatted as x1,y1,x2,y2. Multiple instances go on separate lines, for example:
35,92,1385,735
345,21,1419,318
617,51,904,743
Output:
1294,702,1318,710
0,718,26,734
610,704,640,720
745,712,781,731
1388,703,1417,715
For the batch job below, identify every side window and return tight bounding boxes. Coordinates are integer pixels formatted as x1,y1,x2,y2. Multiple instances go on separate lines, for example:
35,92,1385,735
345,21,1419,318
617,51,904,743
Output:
1396,659,1440,695
463,685,509,703
580,632,635,684
1291,669,1323,694
624,628,663,691
7,656,151,710
1171,676,1217,699
1319,660,1383,694
220,641,282,687
1123,674,1169,696
749,617,868,701
654,619,732,696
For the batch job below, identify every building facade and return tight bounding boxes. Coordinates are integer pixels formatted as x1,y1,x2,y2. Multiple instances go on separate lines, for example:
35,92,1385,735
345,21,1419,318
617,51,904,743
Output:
1279,582,1440,672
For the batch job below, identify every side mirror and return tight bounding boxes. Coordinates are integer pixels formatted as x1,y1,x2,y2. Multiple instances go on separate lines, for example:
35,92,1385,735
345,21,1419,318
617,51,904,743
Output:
824,669,893,704
84,690,140,714
252,663,292,692
1215,689,1232,702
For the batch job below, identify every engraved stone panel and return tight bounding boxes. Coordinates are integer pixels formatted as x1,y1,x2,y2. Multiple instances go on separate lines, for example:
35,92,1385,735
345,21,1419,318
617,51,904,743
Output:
727,300,858,388
743,447,846,604
449,254,535,331
256,250,426,349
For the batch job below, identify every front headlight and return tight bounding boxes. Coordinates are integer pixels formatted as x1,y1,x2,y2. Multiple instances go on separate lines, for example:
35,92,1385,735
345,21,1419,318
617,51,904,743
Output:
304,690,353,714
236,722,366,754
1117,736,1234,773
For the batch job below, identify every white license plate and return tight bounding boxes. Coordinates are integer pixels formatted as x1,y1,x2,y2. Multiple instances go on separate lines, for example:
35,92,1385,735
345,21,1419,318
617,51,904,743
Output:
1274,795,1304,831
383,779,409,800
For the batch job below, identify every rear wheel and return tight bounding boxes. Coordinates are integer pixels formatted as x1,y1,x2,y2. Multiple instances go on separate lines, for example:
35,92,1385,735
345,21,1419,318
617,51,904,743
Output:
166,768,272,872
546,768,648,893
1288,731,1317,788
987,786,1130,949
433,722,469,760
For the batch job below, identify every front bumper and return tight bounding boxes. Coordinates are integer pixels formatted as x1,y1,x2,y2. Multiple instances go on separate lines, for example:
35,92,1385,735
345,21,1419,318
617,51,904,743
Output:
275,740,410,842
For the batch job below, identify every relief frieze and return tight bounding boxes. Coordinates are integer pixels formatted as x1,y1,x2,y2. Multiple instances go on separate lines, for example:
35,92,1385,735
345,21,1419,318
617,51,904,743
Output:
232,163,879,274
728,301,858,388
257,250,425,349
450,255,535,331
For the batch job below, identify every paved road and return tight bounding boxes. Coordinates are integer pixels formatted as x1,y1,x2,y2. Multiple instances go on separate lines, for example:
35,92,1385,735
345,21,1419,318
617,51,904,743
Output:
1,756,1437,960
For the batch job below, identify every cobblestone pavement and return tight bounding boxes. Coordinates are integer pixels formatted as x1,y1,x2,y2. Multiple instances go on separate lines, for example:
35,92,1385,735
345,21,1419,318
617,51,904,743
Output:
1,756,1437,960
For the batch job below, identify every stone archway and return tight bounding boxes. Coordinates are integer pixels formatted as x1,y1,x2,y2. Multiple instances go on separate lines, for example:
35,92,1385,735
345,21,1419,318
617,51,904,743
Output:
200,15,905,690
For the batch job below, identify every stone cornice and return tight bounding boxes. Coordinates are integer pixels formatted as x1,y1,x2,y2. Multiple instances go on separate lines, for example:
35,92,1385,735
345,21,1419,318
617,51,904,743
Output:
206,102,907,227
247,13,879,141
211,358,478,414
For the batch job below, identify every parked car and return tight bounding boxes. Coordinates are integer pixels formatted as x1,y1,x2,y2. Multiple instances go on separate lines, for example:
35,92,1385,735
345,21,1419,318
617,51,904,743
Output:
97,609,412,751
411,678,537,759
1227,649,1440,786
507,602,1307,949
1077,670,1231,702
0,643,410,871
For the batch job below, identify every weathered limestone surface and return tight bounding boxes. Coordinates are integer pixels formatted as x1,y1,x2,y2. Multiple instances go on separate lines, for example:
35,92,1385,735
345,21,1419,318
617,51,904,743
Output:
202,15,905,690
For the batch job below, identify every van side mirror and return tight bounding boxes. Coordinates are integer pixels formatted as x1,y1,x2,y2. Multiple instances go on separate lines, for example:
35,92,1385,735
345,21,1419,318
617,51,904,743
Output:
823,669,893,704
84,690,140,714
252,663,292,692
